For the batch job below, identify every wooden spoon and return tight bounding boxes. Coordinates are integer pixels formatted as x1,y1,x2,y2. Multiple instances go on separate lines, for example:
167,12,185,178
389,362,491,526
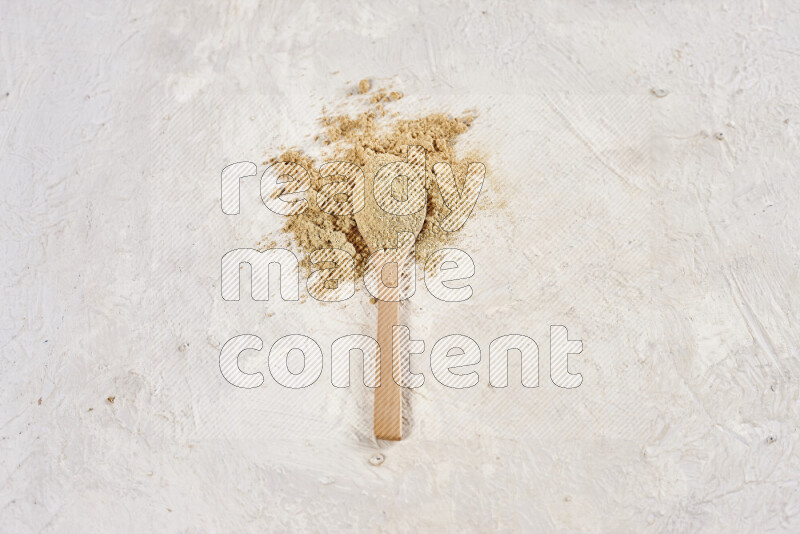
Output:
355,146,427,441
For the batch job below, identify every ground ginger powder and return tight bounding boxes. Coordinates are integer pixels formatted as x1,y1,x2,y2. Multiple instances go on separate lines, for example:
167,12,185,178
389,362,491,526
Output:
266,82,480,281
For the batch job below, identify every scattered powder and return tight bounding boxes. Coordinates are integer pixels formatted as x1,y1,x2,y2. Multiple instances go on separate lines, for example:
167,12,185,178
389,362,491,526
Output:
370,88,404,104
267,82,482,283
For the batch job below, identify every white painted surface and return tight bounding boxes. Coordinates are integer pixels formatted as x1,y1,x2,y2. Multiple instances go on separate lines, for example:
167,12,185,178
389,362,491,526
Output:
2,1,799,531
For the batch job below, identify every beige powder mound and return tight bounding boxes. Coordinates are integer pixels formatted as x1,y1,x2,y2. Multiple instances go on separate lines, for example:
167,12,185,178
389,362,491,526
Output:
269,84,480,278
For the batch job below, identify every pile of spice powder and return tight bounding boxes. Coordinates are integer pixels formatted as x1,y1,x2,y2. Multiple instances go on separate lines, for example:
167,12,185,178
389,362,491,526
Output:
267,80,480,279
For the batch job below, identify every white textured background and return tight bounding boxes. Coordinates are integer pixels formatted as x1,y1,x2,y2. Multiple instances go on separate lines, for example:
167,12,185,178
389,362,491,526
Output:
2,1,800,532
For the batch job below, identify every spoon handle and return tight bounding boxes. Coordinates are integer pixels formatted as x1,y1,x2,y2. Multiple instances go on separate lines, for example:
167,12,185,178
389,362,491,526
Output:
374,298,402,440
